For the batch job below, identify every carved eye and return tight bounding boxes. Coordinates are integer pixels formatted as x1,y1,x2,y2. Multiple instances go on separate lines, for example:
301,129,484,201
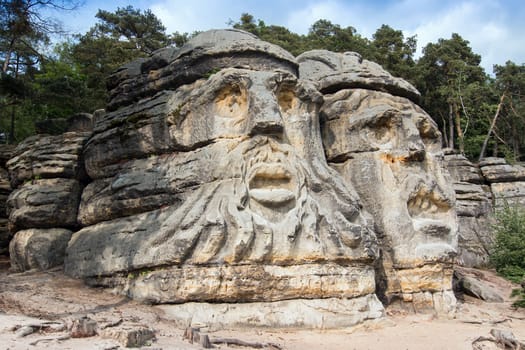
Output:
214,84,248,119
277,86,298,115
416,116,441,151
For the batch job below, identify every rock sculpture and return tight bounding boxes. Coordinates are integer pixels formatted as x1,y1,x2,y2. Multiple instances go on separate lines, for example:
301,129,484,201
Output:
65,30,383,328
6,29,465,328
298,50,458,314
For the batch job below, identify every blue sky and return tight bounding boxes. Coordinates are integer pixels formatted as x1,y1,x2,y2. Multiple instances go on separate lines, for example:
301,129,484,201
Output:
55,0,524,73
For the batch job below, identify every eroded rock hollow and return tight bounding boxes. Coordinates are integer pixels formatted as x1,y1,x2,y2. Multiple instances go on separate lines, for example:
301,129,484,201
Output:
5,29,463,328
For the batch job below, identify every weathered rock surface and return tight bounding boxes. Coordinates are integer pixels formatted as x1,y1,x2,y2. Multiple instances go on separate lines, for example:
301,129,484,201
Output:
7,178,81,232
480,157,525,183
455,268,504,303
88,264,375,304
5,127,91,272
67,31,379,314
9,228,72,272
7,29,468,326
6,132,90,188
445,154,494,267
106,29,297,111
100,324,155,347
297,50,420,103
0,145,14,255
156,295,384,330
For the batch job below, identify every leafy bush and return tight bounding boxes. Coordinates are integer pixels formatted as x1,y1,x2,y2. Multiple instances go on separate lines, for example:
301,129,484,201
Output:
490,203,525,307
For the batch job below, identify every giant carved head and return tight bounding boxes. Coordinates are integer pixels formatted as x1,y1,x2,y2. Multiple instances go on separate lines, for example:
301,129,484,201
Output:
298,50,458,270
66,31,379,304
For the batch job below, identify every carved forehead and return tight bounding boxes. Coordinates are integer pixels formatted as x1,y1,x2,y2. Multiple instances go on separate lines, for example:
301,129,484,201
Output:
322,89,437,130
172,68,316,105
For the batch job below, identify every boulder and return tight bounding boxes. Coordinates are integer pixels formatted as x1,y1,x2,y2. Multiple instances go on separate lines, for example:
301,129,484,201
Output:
480,157,525,183
6,132,90,188
7,178,81,232
9,228,72,271
455,270,504,302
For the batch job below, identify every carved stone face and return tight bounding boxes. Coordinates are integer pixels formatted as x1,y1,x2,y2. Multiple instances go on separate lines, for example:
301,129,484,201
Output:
321,89,457,267
168,69,316,221
155,69,377,266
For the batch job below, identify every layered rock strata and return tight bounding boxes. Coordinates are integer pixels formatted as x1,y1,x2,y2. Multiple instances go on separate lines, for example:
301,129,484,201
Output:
480,157,525,207
445,155,525,267
6,123,91,271
444,153,493,267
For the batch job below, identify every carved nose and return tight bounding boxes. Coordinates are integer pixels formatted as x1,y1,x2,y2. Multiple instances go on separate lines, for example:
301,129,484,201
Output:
249,103,284,136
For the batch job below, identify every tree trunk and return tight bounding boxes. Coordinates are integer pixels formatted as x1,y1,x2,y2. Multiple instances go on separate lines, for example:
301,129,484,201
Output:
479,92,506,162
441,115,449,148
9,105,15,144
454,103,465,154
448,103,455,150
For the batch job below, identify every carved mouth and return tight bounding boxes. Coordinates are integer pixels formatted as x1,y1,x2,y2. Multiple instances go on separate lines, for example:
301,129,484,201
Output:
248,163,295,206
412,218,451,237
407,186,451,217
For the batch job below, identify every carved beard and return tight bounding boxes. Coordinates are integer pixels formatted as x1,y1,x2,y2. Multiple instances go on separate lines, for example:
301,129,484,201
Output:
155,136,377,266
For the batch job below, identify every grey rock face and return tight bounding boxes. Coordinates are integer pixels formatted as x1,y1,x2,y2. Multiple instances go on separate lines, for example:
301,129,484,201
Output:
480,157,525,183
156,295,384,330
445,154,494,267
297,50,421,103
0,146,13,255
9,228,72,271
5,30,467,324
6,129,91,271
106,29,297,111
7,132,90,188
7,178,81,232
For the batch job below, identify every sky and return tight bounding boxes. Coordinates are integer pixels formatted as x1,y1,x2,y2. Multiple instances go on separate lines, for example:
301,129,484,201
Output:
54,0,525,74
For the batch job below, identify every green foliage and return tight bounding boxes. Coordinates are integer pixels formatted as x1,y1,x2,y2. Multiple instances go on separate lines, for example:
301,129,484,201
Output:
68,6,172,110
490,203,525,308
490,204,525,283
492,61,525,161
511,288,525,308
370,24,417,83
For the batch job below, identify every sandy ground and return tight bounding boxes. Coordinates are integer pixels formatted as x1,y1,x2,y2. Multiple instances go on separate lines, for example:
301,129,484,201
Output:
0,257,524,350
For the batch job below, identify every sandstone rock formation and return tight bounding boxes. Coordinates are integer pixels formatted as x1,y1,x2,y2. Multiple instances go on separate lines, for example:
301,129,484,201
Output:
5,29,467,328
6,121,92,271
445,154,525,268
480,157,525,208
444,153,494,267
298,50,458,315
64,30,384,328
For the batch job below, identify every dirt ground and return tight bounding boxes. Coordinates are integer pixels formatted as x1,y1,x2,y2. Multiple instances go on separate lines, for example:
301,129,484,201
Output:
0,257,524,350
